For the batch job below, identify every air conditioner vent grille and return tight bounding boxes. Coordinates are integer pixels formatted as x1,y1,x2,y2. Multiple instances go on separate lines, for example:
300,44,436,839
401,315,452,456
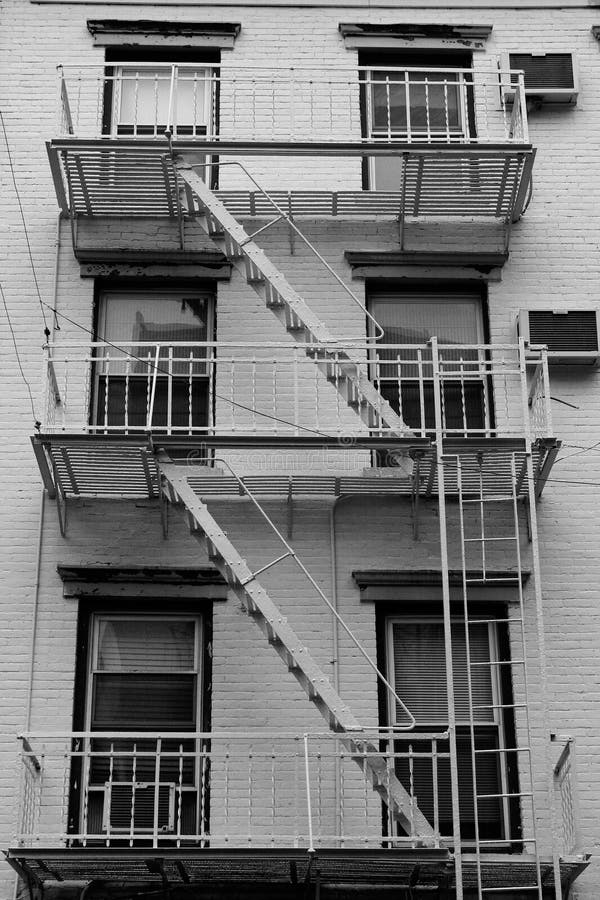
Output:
528,311,599,351
107,782,174,832
509,53,574,91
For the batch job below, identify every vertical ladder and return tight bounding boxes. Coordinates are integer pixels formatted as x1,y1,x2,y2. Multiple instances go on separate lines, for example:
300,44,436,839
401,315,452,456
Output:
455,449,544,899
176,164,412,438
158,457,436,844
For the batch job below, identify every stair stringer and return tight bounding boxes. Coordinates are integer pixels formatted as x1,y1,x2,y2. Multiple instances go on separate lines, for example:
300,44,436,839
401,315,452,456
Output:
176,165,413,438
159,460,436,844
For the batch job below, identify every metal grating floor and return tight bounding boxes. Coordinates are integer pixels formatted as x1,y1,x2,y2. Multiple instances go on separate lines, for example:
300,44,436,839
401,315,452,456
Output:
48,142,534,222
32,436,559,503
6,847,589,893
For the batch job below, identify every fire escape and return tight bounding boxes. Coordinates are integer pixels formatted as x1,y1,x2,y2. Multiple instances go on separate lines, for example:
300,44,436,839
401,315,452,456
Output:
8,61,589,900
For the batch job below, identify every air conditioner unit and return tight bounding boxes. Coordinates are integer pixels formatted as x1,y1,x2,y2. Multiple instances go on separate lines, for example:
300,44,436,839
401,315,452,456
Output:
517,309,600,365
103,781,176,833
501,52,579,104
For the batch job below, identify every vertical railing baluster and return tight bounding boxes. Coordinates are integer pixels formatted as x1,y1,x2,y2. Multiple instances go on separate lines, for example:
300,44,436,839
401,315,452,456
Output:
432,738,440,845
124,356,130,434
167,345,173,435
130,741,137,846
459,355,467,436
417,348,426,436
200,740,208,844
82,739,90,846
248,743,253,845
425,76,431,141
272,357,278,435
339,745,345,847
293,348,300,437
404,72,411,142
177,742,183,846
103,352,110,433
271,741,276,846
106,741,114,847
148,345,160,430
153,738,161,848
188,351,193,435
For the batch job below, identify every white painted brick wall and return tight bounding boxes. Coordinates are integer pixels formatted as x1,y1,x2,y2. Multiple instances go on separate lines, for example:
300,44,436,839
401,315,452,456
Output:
2,1,600,896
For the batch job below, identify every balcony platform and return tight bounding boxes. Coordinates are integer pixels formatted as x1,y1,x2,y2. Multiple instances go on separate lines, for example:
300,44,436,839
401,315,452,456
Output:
47,140,534,223
5,847,589,897
31,434,560,505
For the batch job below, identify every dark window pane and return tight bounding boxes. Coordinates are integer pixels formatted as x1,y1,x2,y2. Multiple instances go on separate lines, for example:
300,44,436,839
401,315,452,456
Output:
95,376,209,431
91,674,196,729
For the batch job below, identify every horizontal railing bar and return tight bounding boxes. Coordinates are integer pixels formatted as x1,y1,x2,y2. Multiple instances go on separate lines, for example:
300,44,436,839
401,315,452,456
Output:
42,340,530,352
58,63,527,75
19,729,449,740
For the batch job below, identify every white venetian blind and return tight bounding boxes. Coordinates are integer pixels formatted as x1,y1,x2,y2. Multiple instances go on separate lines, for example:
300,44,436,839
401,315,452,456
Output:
97,618,196,672
370,291,483,347
391,620,494,726
91,617,199,730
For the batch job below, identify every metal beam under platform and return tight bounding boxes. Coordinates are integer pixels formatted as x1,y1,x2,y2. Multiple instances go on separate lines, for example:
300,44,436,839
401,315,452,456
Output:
47,140,534,223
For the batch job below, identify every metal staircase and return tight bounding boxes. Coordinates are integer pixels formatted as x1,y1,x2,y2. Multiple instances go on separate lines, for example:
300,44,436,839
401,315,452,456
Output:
158,457,436,844
176,164,411,438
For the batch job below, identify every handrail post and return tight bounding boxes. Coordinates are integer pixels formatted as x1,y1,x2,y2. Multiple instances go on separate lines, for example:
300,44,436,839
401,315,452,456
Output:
303,733,315,853
166,65,177,137
147,345,161,429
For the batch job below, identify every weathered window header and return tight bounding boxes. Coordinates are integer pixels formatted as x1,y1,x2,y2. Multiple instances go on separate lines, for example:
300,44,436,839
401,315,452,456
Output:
339,23,492,51
87,20,241,49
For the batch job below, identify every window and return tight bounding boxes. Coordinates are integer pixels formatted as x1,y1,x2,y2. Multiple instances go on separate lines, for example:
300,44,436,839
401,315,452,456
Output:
360,51,474,190
92,288,214,434
368,285,490,436
103,48,219,139
79,614,204,839
387,616,511,842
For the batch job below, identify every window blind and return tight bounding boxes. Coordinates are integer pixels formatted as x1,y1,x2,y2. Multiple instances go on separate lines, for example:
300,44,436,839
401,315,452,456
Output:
391,620,494,726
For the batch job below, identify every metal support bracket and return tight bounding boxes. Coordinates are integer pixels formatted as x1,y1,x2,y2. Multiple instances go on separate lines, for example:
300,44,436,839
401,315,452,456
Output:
159,483,169,539
145,858,171,900
410,449,427,541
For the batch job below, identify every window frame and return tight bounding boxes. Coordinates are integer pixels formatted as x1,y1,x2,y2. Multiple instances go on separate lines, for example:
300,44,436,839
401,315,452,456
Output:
358,49,475,190
385,613,512,842
82,612,205,839
367,285,492,438
109,63,215,139
91,286,216,435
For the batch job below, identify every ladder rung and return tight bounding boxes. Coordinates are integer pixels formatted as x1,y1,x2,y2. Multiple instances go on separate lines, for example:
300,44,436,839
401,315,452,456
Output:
474,746,531,755
463,536,517,543
470,659,525,666
481,888,541,894
461,496,515,504
471,702,528,710
476,791,533,800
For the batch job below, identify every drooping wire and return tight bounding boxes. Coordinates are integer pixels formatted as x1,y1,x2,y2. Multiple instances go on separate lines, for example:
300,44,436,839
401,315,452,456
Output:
0,110,50,336
1,282,40,428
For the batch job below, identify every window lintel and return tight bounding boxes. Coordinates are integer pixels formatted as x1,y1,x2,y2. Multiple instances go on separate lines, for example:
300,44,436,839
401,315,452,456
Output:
58,565,228,600
87,19,241,49
354,569,529,603
339,22,492,52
